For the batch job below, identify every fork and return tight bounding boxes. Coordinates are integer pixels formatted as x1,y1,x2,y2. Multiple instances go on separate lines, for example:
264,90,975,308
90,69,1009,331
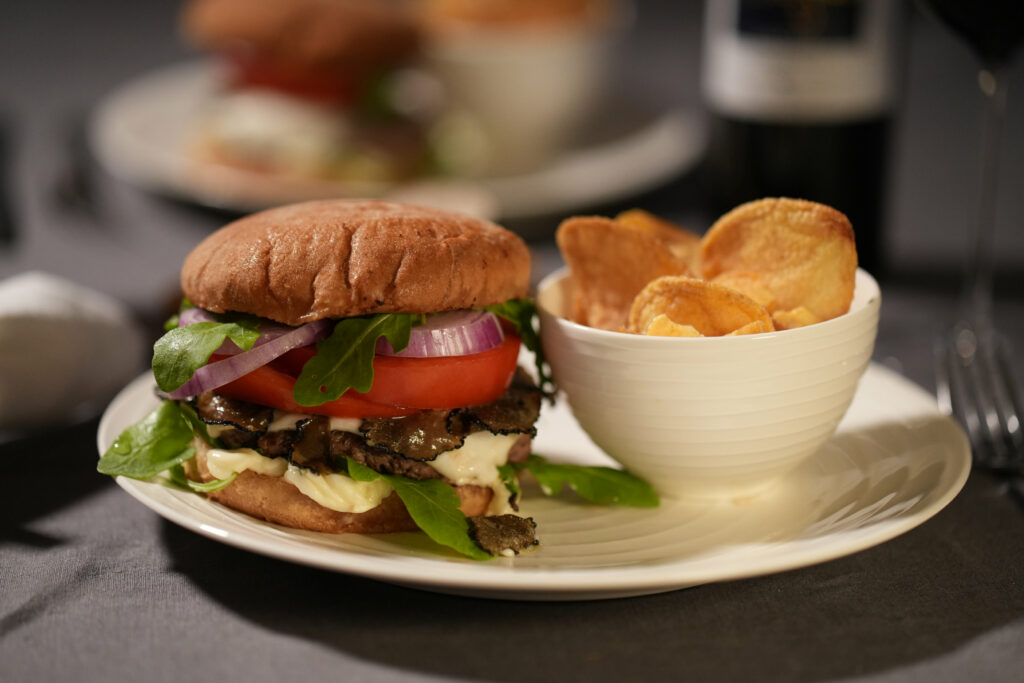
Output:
934,320,1024,476
931,56,1024,495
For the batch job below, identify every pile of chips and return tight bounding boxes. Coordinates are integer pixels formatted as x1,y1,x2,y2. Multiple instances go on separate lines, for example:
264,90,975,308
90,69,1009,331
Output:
555,198,859,336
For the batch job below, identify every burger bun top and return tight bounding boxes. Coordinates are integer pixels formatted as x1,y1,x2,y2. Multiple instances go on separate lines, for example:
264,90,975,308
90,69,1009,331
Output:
181,199,531,325
181,0,420,73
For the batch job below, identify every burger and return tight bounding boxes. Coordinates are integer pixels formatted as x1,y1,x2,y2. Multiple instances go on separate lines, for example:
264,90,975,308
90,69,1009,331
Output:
180,0,430,184
99,200,547,558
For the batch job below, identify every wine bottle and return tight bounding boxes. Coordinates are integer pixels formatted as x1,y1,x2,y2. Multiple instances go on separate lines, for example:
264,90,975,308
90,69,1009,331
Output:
701,0,899,276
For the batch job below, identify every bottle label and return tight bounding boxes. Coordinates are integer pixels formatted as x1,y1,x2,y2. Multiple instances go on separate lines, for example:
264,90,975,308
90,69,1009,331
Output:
703,0,896,122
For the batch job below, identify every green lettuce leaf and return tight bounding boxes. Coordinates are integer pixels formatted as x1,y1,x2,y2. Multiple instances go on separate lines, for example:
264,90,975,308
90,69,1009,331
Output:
178,401,222,448
293,314,415,406
484,299,554,395
97,401,197,479
514,455,659,508
347,459,492,560
167,463,238,492
497,463,522,501
152,317,261,392
163,297,195,331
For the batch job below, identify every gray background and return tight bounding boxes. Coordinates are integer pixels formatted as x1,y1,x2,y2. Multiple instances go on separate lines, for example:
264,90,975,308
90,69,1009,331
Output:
2,2,1024,682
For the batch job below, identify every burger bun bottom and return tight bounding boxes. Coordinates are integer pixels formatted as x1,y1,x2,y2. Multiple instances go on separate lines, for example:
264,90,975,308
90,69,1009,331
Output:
185,448,493,534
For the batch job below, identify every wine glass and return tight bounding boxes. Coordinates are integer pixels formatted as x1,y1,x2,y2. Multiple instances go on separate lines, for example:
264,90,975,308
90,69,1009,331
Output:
920,1,1024,470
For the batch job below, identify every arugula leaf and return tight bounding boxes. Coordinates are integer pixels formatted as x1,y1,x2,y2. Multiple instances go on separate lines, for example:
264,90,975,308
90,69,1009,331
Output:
345,458,378,482
178,402,222,448
485,299,554,395
293,314,415,406
497,463,522,500
163,297,195,331
347,459,492,560
152,318,261,392
167,464,238,492
515,455,660,508
97,401,197,479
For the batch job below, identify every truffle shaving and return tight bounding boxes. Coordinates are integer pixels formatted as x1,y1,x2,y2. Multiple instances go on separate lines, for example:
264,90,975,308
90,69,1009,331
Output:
467,515,538,556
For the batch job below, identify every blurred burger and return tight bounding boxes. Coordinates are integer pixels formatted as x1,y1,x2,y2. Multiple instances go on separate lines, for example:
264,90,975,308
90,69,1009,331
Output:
180,0,431,184
99,200,544,558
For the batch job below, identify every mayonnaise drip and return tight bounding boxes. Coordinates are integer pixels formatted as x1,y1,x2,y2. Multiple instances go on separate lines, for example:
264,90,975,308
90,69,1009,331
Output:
200,427,521,516
203,447,390,513
430,432,520,515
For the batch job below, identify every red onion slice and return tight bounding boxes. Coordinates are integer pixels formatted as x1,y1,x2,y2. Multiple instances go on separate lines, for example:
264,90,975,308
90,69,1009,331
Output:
376,310,504,358
178,307,215,327
178,308,311,354
165,316,332,399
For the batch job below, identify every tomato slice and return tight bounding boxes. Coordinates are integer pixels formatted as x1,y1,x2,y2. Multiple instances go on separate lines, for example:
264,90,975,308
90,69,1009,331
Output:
215,334,522,418
215,358,419,419
223,50,358,106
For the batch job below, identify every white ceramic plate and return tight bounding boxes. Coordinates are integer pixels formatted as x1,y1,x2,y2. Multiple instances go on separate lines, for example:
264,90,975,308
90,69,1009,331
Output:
89,61,705,220
97,363,970,600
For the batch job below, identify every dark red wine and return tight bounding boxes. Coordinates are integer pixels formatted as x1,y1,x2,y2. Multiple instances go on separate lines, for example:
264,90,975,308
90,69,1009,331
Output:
702,0,897,276
919,0,1024,66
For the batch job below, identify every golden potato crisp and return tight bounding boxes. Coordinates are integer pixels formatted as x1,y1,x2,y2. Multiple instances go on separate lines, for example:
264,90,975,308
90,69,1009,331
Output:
727,320,771,336
700,198,857,322
709,271,776,309
556,215,690,331
772,306,822,330
644,314,702,337
627,276,774,337
615,209,701,274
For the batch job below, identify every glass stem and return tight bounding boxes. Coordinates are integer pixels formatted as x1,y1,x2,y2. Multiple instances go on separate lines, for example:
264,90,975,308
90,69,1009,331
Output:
965,65,1008,328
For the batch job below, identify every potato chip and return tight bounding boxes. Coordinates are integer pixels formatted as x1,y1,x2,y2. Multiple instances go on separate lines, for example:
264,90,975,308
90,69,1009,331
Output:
615,209,701,275
700,198,857,322
556,216,690,331
772,306,822,330
709,271,776,309
726,320,770,336
644,314,702,337
627,276,775,337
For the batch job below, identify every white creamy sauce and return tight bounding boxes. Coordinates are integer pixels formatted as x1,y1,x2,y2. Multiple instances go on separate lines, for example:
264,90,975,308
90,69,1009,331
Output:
282,466,392,514
329,416,363,433
265,411,362,434
203,446,391,514
205,447,287,479
202,426,520,516
429,432,520,515
204,423,233,439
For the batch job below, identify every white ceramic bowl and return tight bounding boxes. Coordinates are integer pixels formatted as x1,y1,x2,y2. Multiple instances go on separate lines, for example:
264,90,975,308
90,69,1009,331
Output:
537,268,881,500
421,1,629,175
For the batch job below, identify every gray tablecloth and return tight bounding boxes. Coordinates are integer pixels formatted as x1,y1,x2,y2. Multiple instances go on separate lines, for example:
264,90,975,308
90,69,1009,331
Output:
3,2,1024,682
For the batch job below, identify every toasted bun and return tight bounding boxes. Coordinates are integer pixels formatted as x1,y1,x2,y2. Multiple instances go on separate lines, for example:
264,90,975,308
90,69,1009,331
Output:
181,0,419,72
187,448,493,534
181,200,531,325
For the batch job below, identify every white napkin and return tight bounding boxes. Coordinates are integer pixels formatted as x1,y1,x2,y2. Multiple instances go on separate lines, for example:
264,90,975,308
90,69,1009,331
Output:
0,271,146,431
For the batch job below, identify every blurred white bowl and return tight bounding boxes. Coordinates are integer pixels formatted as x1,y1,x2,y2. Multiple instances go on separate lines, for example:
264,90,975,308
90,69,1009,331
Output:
422,0,629,175
537,268,881,500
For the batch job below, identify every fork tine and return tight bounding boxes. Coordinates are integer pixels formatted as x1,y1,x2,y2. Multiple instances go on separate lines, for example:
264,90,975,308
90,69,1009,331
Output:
935,324,1023,472
934,337,954,416
970,329,1014,467
947,326,1005,468
988,332,1024,463
937,329,987,462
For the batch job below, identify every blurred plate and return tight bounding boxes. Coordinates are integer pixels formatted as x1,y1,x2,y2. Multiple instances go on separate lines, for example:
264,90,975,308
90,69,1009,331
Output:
89,61,704,219
97,364,969,601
